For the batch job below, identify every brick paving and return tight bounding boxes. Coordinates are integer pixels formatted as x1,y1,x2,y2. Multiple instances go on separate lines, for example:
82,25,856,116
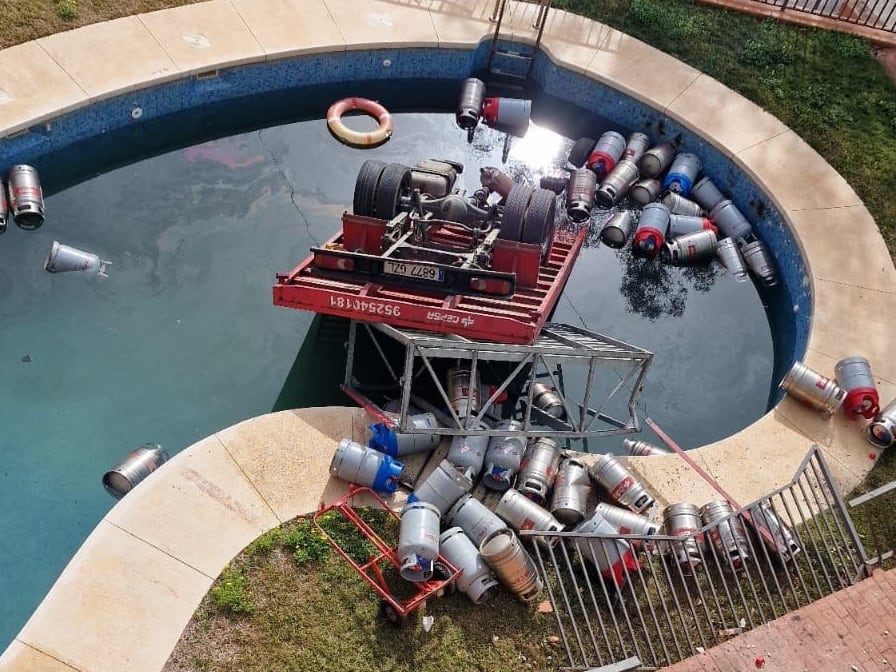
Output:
661,568,896,672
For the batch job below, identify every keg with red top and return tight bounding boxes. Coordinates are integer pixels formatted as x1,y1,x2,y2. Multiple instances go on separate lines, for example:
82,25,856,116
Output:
586,130,626,179
632,202,669,258
835,356,880,420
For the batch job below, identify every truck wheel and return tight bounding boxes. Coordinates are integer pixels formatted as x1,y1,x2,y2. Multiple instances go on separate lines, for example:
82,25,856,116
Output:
374,163,412,220
568,137,596,168
499,184,533,243
353,160,387,217
522,188,557,262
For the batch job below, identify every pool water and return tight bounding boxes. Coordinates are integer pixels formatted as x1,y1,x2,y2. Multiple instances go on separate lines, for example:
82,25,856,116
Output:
0,100,772,647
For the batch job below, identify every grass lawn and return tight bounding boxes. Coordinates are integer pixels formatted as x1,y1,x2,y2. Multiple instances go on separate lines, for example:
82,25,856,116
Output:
6,1,896,669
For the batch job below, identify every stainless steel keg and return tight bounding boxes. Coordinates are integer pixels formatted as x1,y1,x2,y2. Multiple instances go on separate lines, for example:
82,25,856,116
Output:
588,453,655,513
780,361,846,415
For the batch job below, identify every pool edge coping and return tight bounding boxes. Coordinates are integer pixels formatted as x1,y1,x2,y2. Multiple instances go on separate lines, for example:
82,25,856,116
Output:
2,1,896,670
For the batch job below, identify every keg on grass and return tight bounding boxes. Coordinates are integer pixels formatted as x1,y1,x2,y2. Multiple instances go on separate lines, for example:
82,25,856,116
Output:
456,77,486,130
412,459,473,516
447,421,490,475
482,97,531,136
480,529,543,602
623,438,672,457
566,168,597,223
368,413,441,457
587,130,626,178
780,361,846,415
102,443,169,498
550,458,591,525
0,178,7,234
710,200,753,242
329,438,404,494
44,241,111,277
518,437,562,504
7,165,45,229
596,159,640,208
632,202,669,258
495,488,565,544
573,511,638,587
595,502,660,537
662,192,704,217
662,153,701,196
866,398,896,450
639,142,676,179
589,453,655,513
398,501,441,582
447,366,480,419
690,176,726,212
483,419,526,491
439,527,500,604
448,493,508,548
740,239,779,288
668,214,717,239
835,356,880,420
747,502,801,563
530,382,565,419
663,502,705,574
630,178,662,207
622,132,651,163
717,237,749,283
700,500,750,571
662,229,718,266
600,210,634,249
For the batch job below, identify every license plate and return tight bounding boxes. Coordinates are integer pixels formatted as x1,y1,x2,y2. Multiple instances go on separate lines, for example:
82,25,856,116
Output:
383,260,444,282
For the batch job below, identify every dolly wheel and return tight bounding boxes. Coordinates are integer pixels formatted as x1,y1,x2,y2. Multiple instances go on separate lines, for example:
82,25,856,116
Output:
433,561,457,596
379,599,411,628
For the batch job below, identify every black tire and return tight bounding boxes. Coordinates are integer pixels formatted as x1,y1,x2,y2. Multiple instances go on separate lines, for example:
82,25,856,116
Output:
378,599,411,628
499,184,533,242
522,187,557,262
353,160,387,217
374,163,412,220
568,136,596,168
433,561,457,596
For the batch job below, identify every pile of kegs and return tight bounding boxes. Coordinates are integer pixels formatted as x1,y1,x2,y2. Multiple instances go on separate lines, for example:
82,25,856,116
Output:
780,355,896,450
662,498,801,575
455,77,531,141
540,131,779,289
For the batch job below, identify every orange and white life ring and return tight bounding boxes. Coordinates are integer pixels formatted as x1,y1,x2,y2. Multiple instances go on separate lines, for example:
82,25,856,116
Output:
326,97,393,147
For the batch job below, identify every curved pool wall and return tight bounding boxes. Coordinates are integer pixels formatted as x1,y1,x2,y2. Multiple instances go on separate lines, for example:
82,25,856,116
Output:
0,45,807,406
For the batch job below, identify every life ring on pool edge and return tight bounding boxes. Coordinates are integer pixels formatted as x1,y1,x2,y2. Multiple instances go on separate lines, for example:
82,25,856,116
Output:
326,97,393,148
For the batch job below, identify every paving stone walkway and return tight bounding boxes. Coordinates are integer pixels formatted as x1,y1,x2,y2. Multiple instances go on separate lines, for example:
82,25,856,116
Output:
662,568,896,672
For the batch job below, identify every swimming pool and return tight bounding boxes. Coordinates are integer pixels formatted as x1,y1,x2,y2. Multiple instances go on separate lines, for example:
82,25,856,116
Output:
0,44,807,650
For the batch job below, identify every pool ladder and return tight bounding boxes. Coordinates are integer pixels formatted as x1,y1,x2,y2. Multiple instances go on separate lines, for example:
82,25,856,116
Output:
487,0,552,82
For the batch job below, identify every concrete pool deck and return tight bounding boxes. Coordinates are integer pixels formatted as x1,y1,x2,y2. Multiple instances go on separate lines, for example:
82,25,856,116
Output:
1,1,895,670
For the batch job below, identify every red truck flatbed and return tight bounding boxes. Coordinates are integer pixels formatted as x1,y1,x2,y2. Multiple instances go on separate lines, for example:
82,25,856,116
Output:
273,214,587,345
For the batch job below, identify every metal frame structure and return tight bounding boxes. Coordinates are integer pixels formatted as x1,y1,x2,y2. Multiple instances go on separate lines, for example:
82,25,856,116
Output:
523,445,866,671
341,320,653,440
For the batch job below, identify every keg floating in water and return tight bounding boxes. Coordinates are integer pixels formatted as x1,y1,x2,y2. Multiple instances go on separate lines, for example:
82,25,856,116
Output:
103,443,169,498
566,168,597,223
662,152,701,196
45,241,111,277
481,97,531,136
329,438,404,494
398,501,441,582
716,237,749,282
7,164,45,229
780,361,846,415
667,214,717,239
630,178,663,207
639,142,676,178
710,200,753,242
622,132,650,163
456,77,486,131
662,229,718,266
662,191,704,217
740,238,778,287
596,158,639,208
632,202,669,258
439,527,500,604
866,398,896,450
587,130,626,178
690,175,726,212
600,210,634,249
834,356,880,420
